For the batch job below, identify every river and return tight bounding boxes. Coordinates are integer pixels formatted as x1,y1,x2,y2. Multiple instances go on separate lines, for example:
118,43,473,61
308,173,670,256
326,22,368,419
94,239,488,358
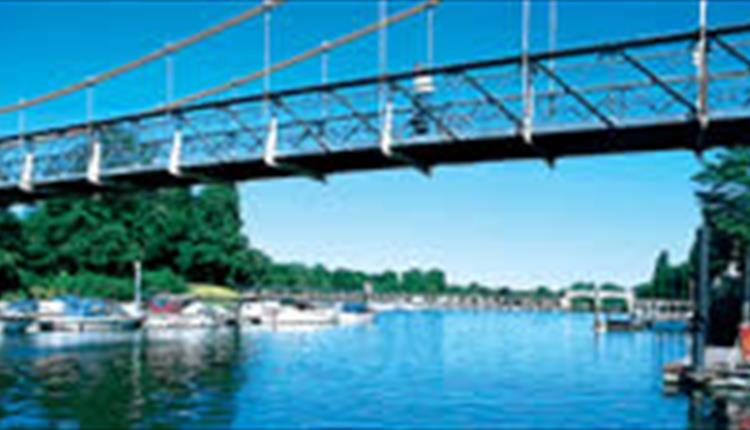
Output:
0,311,692,429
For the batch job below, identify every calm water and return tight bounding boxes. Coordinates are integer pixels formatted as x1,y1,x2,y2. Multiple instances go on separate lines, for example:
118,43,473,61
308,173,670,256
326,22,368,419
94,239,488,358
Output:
0,311,692,429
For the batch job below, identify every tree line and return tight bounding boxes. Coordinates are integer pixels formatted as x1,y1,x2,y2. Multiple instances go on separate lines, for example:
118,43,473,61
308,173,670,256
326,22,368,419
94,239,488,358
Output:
0,183,518,300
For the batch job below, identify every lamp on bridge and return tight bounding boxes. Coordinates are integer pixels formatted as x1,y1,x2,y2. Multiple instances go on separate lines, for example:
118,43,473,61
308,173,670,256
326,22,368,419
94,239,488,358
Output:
410,63,435,136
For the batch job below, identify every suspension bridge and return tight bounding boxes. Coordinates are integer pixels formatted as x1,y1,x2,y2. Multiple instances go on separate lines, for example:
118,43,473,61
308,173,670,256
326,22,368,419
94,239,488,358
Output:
1,0,749,205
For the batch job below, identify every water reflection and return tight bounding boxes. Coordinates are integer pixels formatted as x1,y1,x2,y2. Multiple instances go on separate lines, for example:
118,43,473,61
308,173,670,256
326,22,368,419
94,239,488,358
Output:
0,329,246,429
0,312,692,429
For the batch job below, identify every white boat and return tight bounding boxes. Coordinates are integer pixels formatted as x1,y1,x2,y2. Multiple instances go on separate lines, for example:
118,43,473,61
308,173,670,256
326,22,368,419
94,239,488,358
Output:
239,298,337,326
271,300,338,326
37,315,142,332
0,315,36,334
146,302,233,329
368,301,398,313
238,298,276,325
1,300,39,334
34,297,141,333
145,313,213,329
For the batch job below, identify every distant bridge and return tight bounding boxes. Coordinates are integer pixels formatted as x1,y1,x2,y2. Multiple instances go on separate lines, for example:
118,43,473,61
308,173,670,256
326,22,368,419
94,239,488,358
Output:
1,2,750,205
560,289,636,312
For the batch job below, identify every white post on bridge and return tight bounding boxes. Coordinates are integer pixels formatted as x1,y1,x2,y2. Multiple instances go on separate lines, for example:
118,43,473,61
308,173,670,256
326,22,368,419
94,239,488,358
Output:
168,119,183,177
20,152,34,193
379,101,394,157
263,115,279,168
87,132,102,185
695,0,709,131
17,98,34,193
85,81,102,185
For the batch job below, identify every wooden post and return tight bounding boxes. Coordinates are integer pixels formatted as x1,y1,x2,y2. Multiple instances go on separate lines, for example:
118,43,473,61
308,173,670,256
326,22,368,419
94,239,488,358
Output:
134,261,143,317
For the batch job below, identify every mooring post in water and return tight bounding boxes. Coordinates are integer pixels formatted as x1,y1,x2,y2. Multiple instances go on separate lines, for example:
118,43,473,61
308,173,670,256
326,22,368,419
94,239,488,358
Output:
134,261,142,317
692,224,710,373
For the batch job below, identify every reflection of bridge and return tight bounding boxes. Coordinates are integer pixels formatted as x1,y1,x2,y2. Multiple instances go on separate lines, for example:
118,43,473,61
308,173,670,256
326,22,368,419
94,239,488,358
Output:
0,1,748,204
560,289,636,312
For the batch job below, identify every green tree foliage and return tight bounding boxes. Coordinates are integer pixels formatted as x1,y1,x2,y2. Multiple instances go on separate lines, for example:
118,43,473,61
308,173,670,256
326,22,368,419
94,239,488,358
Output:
694,149,750,242
2,179,269,299
0,210,23,292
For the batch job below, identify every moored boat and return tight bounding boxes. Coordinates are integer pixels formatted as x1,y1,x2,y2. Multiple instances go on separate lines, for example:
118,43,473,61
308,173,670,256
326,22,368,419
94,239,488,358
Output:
1,300,39,334
337,302,375,325
36,296,142,332
145,295,234,329
239,297,338,327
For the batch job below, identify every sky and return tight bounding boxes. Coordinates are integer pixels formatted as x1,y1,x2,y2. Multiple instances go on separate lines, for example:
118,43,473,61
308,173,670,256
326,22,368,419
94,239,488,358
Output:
1,1,750,289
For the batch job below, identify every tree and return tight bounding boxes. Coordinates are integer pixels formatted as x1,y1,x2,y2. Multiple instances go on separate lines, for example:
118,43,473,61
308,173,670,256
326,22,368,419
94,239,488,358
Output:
651,250,672,298
533,286,555,299
0,210,23,292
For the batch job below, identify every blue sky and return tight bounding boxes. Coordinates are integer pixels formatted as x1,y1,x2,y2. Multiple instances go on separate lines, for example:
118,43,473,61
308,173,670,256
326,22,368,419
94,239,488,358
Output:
2,1,749,289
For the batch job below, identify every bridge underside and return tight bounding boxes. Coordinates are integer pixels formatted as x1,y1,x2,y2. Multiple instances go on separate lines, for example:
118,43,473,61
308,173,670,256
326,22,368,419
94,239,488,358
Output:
2,115,747,206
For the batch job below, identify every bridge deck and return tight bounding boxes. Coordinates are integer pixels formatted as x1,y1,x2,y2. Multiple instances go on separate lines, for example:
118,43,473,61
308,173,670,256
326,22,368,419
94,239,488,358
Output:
2,22,750,204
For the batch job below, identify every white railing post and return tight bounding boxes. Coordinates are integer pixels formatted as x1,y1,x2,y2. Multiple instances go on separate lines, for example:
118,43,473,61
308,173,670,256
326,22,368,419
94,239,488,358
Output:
20,152,34,192
263,115,278,167
87,131,102,185
169,120,183,176
379,100,394,157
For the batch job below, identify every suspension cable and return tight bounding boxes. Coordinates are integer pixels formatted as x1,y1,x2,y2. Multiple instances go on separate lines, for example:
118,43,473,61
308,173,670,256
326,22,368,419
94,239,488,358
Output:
86,84,95,125
521,0,534,142
379,0,389,122
166,48,175,106
379,0,388,77
548,0,557,114
0,0,282,115
264,0,273,119
17,98,25,142
321,40,330,119
157,0,440,113
427,2,435,67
